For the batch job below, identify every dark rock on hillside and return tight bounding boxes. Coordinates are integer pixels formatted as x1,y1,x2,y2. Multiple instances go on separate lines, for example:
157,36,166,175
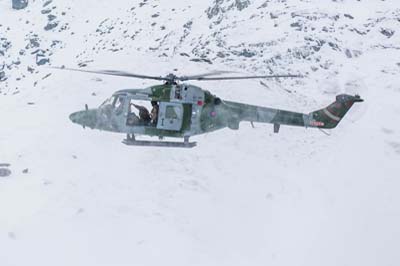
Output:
26,36,40,49
380,28,394,38
48,14,57,21
12,0,28,10
31,48,46,55
258,1,268,9
41,9,52,14
139,1,147,8
36,54,49,65
51,40,61,48
1,38,12,52
328,42,340,51
207,0,250,21
36,58,50,66
270,13,278,19
44,21,58,31
27,66,35,73
290,22,303,31
0,71,6,82
207,0,223,18
234,49,256,58
190,58,213,64
345,49,352,58
43,0,52,8
0,168,11,177
234,0,250,11
344,14,354,19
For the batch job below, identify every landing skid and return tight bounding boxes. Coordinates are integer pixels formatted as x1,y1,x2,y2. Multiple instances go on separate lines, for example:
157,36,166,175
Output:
122,135,196,148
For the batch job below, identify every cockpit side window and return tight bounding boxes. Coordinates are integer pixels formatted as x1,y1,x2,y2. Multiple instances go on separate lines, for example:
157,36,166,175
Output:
113,97,124,109
100,96,115,107
110,95,125,114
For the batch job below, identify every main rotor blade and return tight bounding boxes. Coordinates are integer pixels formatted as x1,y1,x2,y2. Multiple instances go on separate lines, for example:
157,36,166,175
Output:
52,67,168,81
188,74,303,81
178,70,235,81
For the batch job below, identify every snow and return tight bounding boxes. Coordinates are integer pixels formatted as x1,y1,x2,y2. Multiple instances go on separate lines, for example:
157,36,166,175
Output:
1,0,400,265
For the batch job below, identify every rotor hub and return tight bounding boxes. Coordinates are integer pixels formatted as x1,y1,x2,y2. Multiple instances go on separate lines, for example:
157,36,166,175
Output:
165,73,179,84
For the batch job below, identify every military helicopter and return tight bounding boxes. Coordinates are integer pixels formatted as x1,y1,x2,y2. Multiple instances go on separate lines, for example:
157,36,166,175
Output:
62,68,363,148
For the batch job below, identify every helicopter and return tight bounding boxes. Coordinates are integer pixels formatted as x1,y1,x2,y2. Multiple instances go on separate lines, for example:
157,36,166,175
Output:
62,68,363,148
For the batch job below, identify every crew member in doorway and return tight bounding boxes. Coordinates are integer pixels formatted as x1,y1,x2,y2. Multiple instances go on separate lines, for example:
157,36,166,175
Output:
131,103,151,123
150,101,159,125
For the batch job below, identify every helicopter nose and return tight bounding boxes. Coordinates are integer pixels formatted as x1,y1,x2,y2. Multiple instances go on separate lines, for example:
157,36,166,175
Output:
69,112,80,123
69,110,97,128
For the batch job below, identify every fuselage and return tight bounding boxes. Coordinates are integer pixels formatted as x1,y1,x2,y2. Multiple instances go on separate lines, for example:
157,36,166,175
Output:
69,83,363,138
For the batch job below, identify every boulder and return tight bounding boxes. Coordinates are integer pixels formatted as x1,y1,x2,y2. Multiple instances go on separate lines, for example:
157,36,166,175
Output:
36,56,50,66
0,71,6,82
0,168,11,177
12,0,28,10
44,21,59,31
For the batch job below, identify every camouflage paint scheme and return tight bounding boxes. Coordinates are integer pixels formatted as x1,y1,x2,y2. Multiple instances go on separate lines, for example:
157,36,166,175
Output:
69,84,363,140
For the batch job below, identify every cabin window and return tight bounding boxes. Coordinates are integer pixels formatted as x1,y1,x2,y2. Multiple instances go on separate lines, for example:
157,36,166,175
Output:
165,106,179,119
156,102,183,131
174,85,182,100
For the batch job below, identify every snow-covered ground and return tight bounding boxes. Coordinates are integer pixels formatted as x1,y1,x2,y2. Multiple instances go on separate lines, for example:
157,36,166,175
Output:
1,0,400,265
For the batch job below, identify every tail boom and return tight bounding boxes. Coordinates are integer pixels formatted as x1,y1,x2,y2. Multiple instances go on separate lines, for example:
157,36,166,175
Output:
227,94,363,132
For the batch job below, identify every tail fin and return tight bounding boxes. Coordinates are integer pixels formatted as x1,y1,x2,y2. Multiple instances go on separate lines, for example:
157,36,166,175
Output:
308,94,363,129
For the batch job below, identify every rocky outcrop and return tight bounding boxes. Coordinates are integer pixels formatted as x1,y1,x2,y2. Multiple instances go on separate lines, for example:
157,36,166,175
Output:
2,1,400,91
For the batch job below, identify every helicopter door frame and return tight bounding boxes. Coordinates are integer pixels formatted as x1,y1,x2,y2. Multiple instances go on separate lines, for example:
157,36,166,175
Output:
157,102,183,131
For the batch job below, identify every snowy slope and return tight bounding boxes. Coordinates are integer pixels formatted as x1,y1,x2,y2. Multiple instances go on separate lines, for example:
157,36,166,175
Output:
1,0,400,265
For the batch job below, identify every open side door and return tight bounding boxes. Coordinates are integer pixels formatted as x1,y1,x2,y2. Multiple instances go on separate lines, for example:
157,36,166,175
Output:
157,102,183,131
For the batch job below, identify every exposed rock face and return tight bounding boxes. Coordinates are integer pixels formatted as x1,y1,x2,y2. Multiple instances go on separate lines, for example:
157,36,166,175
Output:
0,168,11,177
44,21,59,31
207,0,250,21
380,28,395,38
0,71,6,82
1,0,400,93
12,0,28,10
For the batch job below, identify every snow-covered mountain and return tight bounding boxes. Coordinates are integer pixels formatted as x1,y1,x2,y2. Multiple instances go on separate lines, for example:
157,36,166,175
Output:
1,0,400,265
